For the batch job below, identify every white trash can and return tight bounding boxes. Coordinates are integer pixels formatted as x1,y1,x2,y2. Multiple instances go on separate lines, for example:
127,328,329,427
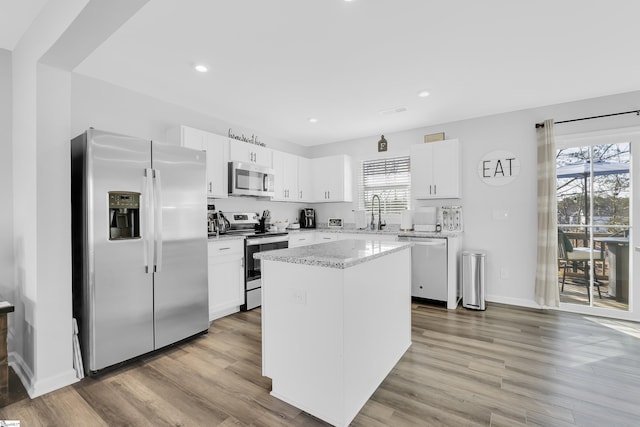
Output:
462,250,486,310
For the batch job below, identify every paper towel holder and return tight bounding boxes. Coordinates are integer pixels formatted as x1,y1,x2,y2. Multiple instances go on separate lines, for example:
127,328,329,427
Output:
400,209,414,232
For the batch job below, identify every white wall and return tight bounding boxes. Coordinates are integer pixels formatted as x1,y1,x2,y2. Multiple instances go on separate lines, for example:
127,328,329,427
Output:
0,49,14,318
70,73,310,157
11,0,91,398
309,91,640,315
70,73,311,223
35,63,76,393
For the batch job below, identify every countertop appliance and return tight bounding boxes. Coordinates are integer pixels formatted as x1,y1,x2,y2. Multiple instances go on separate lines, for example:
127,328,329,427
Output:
71,129,209,375
228,161,275,198
208,204,230,235
300,208,316,228
224,212,289,310
414,207,437,232
397,235,448,302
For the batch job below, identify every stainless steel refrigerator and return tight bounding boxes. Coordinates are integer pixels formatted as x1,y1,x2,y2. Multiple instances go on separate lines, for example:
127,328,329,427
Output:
71,129,209,375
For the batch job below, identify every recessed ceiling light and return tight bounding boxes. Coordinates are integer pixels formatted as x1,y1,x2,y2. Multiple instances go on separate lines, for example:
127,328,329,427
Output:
194,64,208,73
418,90,430,98
308,117,318,123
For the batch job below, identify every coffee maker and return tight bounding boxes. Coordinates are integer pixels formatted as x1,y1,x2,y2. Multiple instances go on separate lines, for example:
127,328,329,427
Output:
207,204,216,234
299,208,316,229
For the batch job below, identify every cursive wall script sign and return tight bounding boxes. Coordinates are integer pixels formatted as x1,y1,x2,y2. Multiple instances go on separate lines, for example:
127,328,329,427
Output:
228,128,266,147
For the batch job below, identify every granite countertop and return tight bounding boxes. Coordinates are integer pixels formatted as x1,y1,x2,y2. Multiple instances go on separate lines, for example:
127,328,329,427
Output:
288,227,461,239
207,233,246,242
254,238,412,269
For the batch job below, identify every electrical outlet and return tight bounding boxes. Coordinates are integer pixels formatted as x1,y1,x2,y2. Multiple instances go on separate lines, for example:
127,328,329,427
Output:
291,289,307,305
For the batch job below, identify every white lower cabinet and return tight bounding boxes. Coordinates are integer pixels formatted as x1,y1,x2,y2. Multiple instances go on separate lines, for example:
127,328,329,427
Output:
208,239,245,322
316,233,339,243
288,232,316,248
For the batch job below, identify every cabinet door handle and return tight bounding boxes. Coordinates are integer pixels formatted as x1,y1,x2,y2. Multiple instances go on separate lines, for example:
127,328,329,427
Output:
299,190,302,199
219,247,231,251
434,184,437,195
328,190,330,199
209,182,212,192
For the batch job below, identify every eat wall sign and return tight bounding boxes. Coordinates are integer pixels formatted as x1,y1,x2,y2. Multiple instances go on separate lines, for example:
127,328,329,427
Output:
478,150,520,186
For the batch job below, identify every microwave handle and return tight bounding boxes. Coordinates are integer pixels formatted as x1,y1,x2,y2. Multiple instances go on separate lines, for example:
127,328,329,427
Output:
263,174,268,191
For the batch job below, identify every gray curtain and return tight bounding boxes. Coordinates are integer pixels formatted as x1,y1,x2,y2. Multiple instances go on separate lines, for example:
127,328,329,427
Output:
535,119,560,307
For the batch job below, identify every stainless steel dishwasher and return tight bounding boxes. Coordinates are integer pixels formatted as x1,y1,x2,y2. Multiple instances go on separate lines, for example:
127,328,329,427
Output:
398,235,448,301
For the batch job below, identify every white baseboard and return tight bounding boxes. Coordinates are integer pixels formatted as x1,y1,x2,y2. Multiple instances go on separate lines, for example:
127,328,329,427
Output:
9,351,34,395
485,295,542,309
209,306,240,322
9,351,79,398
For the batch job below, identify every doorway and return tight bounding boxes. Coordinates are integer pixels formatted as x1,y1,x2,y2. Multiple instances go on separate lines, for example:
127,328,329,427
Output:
556,133,633,314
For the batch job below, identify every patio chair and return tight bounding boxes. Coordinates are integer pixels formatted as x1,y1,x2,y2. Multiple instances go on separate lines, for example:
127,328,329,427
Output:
558,229,603,302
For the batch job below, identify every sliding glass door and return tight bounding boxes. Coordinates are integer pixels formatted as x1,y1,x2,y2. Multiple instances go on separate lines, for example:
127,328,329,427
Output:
556,142,630,311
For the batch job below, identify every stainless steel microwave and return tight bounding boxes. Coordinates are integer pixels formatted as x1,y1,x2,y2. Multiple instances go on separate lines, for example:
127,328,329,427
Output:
228,161,275,197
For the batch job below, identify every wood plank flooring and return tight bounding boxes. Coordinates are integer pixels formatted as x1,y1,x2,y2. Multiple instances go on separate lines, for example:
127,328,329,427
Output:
2,302,640,426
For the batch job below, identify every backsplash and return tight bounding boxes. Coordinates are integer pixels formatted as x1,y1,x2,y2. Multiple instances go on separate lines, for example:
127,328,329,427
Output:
210,197,306,225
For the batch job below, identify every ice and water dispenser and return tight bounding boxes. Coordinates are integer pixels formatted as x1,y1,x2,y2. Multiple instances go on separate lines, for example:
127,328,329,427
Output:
108,191,141,240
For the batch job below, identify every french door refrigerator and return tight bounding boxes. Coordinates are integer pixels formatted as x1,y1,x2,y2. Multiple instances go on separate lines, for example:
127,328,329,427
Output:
71,129,209,375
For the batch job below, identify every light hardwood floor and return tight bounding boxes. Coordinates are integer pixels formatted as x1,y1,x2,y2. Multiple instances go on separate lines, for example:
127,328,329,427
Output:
2,302,640,426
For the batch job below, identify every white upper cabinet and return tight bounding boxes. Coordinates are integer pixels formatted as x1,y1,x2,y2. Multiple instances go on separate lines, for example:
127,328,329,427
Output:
204,132,229,198
311,155,353,202
410,139,461,199
229,139,272,168
170,125,229,198
272,151,299,202
297,156,313,202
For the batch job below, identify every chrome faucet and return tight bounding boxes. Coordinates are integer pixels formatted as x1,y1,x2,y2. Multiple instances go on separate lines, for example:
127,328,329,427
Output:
370,194,386,230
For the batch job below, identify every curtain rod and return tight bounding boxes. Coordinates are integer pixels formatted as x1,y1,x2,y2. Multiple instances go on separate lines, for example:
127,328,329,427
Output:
535,109,640,129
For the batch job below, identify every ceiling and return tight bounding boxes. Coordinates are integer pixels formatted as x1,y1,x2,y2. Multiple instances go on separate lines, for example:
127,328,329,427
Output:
0,0,47,50
5,1,640,146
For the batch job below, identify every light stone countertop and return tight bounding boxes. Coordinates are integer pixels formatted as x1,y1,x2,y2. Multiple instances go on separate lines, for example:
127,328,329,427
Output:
207,233,246,242
254,238,412,269
287,227,461,239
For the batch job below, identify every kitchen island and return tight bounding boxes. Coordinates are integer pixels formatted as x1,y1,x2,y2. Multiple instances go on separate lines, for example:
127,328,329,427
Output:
256,239,412,427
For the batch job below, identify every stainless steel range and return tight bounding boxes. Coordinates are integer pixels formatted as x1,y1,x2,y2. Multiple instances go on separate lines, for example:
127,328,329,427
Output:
224,212,289,310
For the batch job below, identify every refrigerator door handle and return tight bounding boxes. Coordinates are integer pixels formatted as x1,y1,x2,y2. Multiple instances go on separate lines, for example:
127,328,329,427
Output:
153,169,164,272
144,168,155,274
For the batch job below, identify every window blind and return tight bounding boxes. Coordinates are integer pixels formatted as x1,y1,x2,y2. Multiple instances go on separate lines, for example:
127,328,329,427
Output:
358,156,411,214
